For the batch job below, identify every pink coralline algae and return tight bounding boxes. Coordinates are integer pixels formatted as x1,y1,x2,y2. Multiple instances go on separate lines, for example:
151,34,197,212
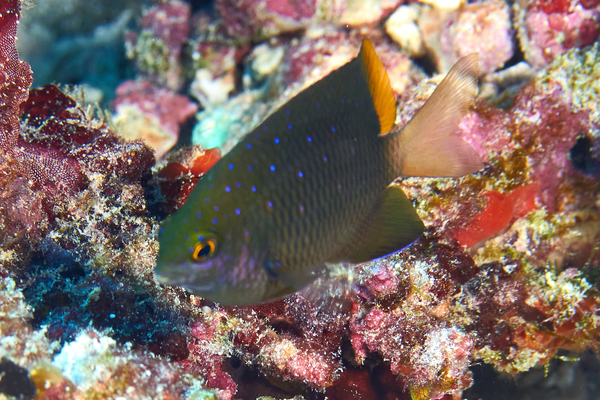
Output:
215,0,317,41
2,0,600,399
438,0,514,74
214,0,402,41
113,80,198,158
125,0,191,90
515,0,600,67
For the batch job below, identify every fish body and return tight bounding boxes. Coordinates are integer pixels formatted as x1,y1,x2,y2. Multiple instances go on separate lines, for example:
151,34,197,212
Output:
156,40,482,305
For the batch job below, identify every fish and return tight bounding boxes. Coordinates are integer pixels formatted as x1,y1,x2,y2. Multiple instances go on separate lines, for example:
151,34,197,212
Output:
156,39,482,306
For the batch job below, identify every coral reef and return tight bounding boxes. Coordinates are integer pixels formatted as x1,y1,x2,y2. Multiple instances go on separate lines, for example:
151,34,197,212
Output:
1,0,600,399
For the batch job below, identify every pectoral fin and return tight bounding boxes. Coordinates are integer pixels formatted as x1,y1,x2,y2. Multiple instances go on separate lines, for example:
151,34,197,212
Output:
342,185,424,263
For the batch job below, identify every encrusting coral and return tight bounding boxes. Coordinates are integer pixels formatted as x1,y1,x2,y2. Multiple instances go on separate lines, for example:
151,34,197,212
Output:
1,0,599,399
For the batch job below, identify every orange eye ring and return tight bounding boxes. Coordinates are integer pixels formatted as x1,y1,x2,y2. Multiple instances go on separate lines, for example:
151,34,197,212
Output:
192,239,217,261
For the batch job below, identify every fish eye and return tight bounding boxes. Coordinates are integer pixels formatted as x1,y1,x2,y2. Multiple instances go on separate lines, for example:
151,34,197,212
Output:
192,238,217,261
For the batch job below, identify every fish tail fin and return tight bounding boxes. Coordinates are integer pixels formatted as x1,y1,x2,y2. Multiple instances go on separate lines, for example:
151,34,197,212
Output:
390,54,483,177
359,39,396,134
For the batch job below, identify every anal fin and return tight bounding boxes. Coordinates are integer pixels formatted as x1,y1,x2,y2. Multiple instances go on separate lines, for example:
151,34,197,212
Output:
343,185,424,263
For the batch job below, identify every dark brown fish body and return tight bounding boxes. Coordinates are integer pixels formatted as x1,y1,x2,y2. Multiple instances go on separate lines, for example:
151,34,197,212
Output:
156,40,482,305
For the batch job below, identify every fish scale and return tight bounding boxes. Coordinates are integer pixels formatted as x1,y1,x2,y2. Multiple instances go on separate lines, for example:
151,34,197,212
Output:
156,39,482,305
269,137,384,263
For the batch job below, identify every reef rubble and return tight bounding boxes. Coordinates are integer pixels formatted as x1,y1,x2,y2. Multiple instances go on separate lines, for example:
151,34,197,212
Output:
1,0,599,399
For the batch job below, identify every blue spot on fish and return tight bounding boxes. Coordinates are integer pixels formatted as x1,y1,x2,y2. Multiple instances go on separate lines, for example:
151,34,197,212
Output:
251,186,257,192
205,198,210,203
274,137,280,144
198,234,204,241
246,143,252,149
263,126,268,131
285,109,290,114
298,171,303,178
236,182,241,188
196,211,202,218
331,126,336,132
287,124,292,130
270,165,276,171
214,206,219,211
189,247,194,253
183,219,188,224
267,201,273,208
235,208,241,215
244,231,249,237
248,166,253,171
317,102,321,107
212,218,218,224
307,136,312,142
225,186,231,192
228,163,234,170
263,260,278,278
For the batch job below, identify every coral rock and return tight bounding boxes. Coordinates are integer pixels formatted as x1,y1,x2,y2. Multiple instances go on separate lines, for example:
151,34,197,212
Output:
113,79,198,158
422,0,514,73
126,0,191,89
515,0,600,67
385,4,426,57
215,0,317,41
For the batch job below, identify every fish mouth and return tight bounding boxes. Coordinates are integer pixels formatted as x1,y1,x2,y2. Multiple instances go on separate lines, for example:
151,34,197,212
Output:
155,268,218,292
155,258,220,286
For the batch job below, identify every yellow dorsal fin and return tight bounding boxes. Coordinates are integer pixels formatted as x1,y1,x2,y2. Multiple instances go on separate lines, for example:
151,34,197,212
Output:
359,39,396,134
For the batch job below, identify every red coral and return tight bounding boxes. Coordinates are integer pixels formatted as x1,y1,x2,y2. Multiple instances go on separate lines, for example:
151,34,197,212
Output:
454,183,540,248
157,146,221,213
